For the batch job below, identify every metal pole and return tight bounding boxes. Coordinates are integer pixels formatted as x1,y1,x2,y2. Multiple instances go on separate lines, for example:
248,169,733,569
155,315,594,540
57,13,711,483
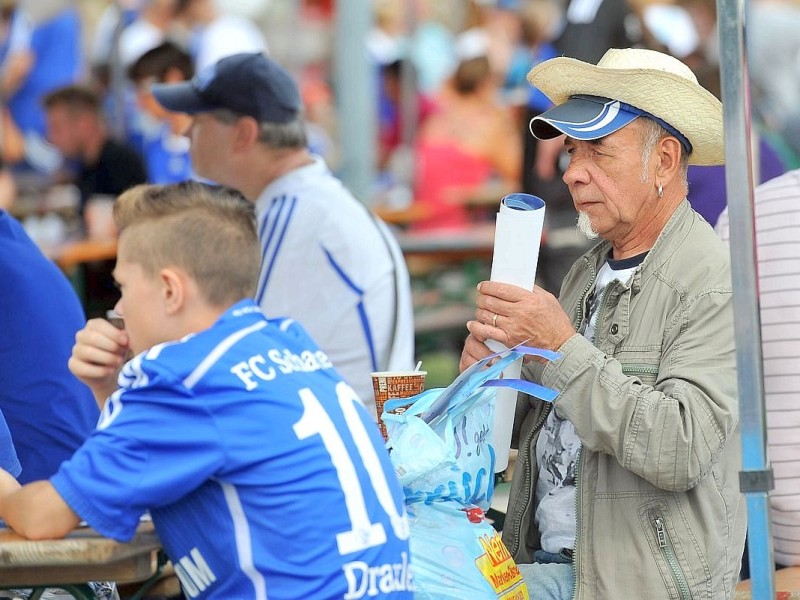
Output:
108,0,128,142
399,2,419,152
333,0,377,204
716,0,775,597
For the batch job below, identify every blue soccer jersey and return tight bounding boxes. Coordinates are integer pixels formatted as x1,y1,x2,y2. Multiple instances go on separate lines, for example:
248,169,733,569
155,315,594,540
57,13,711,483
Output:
143,126,193,184
0,407,20,478
51,300,412,600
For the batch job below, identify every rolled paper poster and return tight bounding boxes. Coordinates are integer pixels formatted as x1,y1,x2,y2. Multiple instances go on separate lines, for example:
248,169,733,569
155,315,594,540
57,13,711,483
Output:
486,193,546,472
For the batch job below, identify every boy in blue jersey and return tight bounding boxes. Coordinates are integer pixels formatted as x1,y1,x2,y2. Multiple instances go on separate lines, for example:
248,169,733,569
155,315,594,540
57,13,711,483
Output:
0,181,413,600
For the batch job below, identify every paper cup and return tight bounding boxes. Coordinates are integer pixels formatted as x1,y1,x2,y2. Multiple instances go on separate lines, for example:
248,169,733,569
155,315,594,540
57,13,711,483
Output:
371,370,426,440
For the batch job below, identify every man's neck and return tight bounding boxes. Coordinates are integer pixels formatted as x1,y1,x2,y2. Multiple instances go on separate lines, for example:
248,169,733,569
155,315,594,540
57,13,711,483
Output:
187,2,216,26
169,113,192,137
82,127,108,166
143,6,173,30
240,148,316,201
610,196,682,259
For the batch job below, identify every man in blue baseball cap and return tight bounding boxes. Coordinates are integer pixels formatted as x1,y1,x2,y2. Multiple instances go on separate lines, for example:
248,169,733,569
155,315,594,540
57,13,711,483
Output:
150,52,299,125
460,47,745,599
130,52,415,417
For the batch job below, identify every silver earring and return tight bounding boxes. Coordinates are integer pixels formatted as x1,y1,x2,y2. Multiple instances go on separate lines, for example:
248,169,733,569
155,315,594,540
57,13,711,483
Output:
657,184,663,198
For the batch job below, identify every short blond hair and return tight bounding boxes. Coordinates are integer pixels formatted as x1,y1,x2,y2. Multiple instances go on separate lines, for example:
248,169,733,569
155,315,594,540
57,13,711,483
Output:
114,181,259,306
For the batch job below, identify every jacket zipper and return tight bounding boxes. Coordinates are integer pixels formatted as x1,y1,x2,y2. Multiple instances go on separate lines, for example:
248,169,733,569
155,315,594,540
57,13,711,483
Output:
570,263,603,599
653,516,691,600
510,257,597,569
508,403,552,557
621,364,659,376
571,448,582,600
575,261,597,335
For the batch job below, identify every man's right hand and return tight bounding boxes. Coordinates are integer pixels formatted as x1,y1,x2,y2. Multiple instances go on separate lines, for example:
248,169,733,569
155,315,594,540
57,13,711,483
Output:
68,318,129,406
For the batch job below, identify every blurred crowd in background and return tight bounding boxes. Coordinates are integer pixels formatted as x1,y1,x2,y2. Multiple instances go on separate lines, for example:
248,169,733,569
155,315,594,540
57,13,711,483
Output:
1,0,799,324
2,1,799,201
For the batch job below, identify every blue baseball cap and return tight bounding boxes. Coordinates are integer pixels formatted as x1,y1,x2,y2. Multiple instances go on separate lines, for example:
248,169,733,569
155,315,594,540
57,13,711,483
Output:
529,94,692,155
152,52,301,123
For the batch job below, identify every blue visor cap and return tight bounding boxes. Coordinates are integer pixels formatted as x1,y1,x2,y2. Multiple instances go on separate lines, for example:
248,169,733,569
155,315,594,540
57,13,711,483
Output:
530,95,692,155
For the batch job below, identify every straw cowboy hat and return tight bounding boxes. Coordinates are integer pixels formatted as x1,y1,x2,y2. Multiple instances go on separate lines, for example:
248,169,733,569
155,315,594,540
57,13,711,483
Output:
527,48,724,165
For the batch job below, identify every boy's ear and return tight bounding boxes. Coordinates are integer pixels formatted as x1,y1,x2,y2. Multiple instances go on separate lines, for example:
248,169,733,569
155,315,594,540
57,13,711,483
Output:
159,267,185,315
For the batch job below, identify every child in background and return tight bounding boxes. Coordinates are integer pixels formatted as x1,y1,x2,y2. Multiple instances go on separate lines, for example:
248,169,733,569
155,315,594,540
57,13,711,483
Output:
128,41,195,183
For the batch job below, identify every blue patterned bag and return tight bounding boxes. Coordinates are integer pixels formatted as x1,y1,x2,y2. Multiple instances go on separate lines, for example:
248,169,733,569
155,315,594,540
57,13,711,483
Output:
381,347,559,599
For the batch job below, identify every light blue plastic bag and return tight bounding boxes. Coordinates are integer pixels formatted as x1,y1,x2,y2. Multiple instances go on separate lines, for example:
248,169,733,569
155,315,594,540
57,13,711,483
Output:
381,347,560,599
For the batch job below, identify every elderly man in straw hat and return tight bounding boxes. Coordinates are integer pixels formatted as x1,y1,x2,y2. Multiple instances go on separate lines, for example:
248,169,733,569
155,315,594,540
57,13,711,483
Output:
460,48,746,599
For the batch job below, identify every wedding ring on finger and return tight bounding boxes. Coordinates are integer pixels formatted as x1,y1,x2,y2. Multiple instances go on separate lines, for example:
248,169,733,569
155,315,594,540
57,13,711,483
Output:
492,313,499,328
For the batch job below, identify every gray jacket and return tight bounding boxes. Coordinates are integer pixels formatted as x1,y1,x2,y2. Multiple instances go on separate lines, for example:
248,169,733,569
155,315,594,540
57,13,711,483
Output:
502,201,746,599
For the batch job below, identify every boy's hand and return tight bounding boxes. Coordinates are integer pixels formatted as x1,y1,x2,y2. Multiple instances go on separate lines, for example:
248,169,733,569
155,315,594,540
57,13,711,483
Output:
69,318,129,406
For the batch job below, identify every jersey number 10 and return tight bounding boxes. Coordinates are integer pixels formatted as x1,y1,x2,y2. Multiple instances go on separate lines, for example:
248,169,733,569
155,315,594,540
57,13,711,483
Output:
293,382,410,556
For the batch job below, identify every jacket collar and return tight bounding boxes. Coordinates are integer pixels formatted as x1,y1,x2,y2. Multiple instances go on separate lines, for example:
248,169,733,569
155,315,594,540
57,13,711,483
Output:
581,199,694,294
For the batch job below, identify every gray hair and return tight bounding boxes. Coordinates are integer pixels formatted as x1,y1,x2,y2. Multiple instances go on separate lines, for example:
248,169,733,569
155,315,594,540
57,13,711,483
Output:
212,109,308,150
638,117,689,187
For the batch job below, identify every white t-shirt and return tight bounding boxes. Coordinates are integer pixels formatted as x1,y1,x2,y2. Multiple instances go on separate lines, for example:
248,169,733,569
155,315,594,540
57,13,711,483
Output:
254,156,415,415
534,252,643,554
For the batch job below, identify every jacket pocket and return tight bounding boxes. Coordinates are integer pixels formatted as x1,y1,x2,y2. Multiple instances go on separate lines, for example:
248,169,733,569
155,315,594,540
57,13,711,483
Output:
621,361,660,387
638,498,710,600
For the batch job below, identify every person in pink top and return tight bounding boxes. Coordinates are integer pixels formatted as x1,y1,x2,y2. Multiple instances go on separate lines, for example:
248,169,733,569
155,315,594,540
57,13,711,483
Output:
412,31,521,231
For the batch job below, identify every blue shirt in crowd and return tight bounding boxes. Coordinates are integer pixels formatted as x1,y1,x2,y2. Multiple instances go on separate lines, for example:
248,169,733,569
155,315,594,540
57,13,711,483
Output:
0,210,99,483
0,413,20,479
2,7,81,139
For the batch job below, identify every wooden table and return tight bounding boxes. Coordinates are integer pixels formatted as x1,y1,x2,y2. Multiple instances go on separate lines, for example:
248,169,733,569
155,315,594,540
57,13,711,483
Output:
396,223,495,280
372,202,432,227
373,191,505,229
396,222,495,262
0,521,163,599
47,238,118,274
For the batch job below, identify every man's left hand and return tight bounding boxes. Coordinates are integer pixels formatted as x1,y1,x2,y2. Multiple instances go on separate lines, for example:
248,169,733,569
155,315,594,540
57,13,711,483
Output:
470,281,576,351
